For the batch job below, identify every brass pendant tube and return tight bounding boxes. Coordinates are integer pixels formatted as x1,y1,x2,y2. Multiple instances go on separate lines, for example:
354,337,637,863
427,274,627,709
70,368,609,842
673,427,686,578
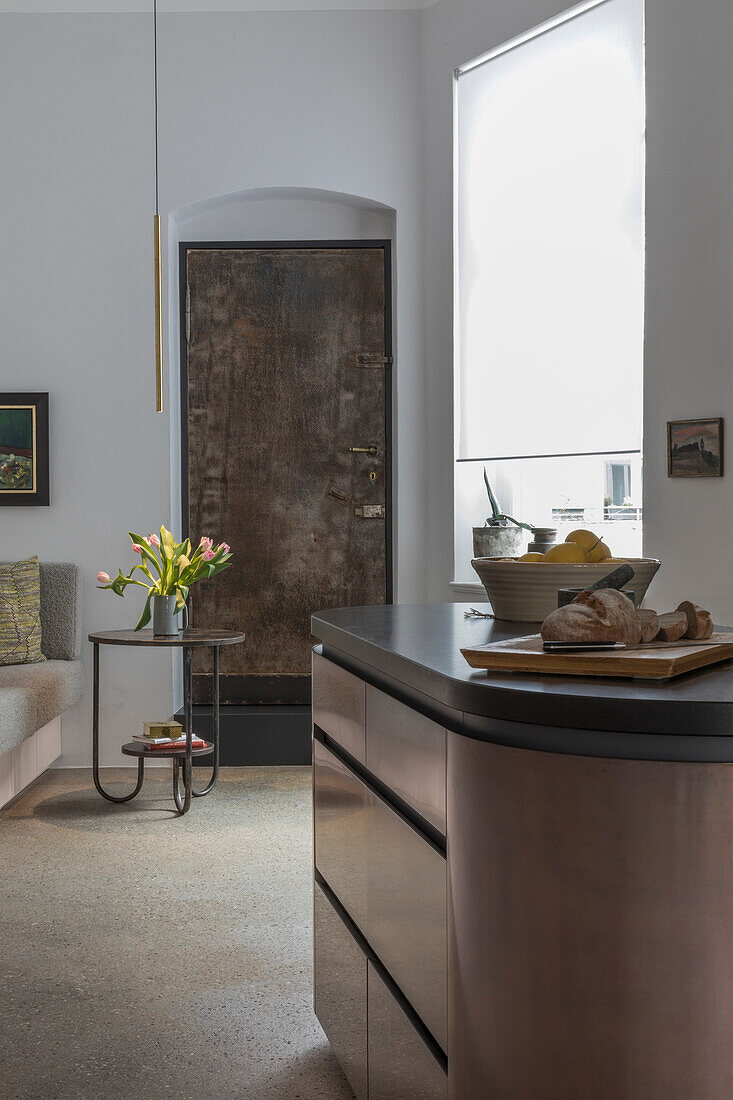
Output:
154,213,163,412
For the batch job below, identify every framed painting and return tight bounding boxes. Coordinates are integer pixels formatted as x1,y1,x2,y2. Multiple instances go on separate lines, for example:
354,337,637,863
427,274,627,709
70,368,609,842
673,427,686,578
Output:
0,393,49,505
667,417,723,478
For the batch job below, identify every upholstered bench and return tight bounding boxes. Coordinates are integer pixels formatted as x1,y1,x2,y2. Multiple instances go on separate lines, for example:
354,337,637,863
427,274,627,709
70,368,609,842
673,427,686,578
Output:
0,562,83,809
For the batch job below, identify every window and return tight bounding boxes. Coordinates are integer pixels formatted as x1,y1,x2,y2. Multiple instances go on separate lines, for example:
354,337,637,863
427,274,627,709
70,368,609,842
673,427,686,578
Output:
453,0,645,582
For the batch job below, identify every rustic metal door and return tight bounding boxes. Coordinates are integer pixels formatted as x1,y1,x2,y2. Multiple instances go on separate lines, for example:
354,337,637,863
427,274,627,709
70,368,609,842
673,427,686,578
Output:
181,242,391,704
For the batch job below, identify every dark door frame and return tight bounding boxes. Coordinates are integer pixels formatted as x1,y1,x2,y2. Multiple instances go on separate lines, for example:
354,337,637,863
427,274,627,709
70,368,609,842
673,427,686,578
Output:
179,239,394,607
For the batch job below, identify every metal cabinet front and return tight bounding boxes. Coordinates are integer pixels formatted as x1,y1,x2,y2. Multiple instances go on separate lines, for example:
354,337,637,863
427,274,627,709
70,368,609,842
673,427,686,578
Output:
312,652,366,763
366,685,446,836
368,963,447,1100
314,739,447,1052
314,883,368,1100
314,738,369,932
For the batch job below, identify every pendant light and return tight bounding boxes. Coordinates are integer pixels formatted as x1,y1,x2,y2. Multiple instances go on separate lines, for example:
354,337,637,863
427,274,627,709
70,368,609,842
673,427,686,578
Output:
153,0,163,412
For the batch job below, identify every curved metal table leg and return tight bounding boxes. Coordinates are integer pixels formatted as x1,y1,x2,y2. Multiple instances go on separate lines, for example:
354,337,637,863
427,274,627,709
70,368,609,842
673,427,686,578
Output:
171,645,194,815
92,642,145,803
172,756,192,815
192,644,219,797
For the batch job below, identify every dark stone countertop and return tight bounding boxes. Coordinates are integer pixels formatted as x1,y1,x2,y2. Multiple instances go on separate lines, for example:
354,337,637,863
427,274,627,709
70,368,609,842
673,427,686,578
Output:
311,603,733,762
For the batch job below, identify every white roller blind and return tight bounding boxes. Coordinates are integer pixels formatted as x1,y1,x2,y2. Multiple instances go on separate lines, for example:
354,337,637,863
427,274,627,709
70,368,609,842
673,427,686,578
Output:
455,0,645,461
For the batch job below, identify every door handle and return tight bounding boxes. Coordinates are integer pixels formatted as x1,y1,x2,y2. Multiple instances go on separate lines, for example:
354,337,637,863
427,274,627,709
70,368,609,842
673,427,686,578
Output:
348,446,379,455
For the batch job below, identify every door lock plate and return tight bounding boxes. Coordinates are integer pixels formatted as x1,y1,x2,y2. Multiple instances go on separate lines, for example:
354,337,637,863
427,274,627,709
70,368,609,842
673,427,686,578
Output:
354,504,385,518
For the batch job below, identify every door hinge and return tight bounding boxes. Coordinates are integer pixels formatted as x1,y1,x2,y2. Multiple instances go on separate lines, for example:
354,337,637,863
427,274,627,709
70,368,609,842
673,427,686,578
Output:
354,504,385,518
185,284,191,344
351,352,393,368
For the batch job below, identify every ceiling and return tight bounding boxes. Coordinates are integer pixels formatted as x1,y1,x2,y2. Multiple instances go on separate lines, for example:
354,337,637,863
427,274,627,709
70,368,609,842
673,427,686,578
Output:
1,0,438,11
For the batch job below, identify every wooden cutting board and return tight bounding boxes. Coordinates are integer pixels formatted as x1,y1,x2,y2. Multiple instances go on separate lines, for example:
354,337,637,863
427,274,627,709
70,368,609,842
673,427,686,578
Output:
461,633,733,680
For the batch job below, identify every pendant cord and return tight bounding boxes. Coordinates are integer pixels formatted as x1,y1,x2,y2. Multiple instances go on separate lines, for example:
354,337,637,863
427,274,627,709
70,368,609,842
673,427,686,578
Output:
153,0,160,214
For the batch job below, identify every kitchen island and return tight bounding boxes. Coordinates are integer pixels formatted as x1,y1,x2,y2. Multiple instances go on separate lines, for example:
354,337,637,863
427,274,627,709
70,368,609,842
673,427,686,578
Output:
311,602,733,1100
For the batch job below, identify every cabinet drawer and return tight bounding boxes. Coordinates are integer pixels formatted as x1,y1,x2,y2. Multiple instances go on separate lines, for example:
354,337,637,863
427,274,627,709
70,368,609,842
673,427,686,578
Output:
314,739,447,1051
366,685,446,835
314,883,367,1100
368,963,447,1100
312,651,366,763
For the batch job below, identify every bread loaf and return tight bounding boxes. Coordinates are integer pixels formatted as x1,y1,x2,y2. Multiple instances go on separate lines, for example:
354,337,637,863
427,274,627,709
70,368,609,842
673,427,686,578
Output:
638,609,660,643
541,589,641,644
676,601,714,639
656,611,688,642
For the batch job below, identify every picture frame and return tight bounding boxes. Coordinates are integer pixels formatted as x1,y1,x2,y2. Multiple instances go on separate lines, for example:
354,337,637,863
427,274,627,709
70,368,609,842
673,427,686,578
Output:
667,417,723,479
0,393,49,506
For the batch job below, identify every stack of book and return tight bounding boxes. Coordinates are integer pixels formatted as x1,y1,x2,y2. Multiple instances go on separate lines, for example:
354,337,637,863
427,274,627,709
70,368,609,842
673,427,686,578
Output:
132,719,206,751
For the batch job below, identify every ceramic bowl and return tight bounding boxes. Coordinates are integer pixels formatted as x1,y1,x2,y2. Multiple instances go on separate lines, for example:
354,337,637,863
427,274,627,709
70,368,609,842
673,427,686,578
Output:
471,557,662,622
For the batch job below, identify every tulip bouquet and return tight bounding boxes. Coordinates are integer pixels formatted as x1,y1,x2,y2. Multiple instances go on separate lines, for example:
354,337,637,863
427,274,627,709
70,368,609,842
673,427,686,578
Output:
97,526,232,631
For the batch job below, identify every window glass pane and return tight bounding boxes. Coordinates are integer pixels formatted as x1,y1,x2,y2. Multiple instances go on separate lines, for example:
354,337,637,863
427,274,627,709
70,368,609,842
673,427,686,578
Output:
454,0,645,584
455,454,642,584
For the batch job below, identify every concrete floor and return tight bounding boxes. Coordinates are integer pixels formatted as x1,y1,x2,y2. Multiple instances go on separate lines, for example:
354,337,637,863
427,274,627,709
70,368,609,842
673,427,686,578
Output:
0,766,354,1100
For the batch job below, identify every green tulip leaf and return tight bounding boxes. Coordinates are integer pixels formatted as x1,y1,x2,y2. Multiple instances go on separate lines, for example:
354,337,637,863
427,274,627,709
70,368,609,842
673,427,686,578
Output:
134,590,153,631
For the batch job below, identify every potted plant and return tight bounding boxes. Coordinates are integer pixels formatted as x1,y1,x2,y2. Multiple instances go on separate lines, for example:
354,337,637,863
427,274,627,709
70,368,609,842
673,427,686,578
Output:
473,469,536,559
97,525,232,635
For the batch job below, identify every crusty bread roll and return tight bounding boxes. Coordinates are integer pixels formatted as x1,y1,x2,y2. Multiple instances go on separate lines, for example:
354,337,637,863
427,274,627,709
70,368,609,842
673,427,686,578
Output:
638,608,660,643
656,611,688,642
541,589,642,644
676,601,714,639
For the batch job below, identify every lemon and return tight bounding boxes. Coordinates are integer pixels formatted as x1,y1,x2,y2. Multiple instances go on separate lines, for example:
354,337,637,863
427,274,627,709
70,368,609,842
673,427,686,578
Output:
543,543,589,563
517,552,544,562
564,529,611,562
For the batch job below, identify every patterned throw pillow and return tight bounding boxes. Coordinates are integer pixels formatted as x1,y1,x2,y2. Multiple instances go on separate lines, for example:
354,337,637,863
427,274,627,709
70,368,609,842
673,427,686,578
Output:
0,556,45,666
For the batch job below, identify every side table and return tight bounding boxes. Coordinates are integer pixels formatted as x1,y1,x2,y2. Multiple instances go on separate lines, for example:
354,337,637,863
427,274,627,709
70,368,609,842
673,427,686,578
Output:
89,628,245,816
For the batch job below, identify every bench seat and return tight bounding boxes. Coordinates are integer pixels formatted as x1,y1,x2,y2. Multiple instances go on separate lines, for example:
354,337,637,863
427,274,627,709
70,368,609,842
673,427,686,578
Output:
0,659,83,756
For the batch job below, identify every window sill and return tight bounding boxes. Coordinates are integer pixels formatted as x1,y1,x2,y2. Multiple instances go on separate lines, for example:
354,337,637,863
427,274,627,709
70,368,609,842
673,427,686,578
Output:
449,581,487,596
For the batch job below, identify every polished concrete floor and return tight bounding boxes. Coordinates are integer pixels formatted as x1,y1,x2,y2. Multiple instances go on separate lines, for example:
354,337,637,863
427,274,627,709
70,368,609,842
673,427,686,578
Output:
0,766,354,1100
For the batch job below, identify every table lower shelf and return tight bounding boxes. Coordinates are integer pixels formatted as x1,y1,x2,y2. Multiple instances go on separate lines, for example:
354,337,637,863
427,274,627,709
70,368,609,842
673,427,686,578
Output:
120,741,214,759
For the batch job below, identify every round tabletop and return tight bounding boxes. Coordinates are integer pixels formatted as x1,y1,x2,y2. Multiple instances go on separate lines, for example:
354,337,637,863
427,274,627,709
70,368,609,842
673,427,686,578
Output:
88,628,245,647
121,740,214,758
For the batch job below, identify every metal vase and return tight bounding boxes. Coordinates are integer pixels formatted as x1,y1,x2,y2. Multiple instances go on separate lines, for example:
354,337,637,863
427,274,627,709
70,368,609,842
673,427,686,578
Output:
472,526,523,559
152,594,180,636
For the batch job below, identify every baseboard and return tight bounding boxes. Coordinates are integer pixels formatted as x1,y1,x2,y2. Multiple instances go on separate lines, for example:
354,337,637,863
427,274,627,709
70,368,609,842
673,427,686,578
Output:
174,705,312,765
0,715,62,811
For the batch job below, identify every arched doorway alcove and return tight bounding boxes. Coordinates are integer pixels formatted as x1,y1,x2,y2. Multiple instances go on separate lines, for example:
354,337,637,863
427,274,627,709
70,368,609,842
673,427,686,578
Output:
166,188,396,762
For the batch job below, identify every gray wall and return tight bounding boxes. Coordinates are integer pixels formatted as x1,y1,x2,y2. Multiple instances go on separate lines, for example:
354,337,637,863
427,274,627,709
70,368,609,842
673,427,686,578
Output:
0,11,423,766
421,0,733,620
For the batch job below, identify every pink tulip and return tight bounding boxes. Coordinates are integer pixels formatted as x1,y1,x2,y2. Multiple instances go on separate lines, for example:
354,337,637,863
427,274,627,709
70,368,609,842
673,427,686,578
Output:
199,536,213,551
202,549,215,561
147,534,160,548
132,543,143,554
97,571,110,583
220,543,230,554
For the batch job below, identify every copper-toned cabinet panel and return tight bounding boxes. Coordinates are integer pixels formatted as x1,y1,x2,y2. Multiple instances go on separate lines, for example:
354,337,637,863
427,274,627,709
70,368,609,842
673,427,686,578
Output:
314,738,369,932
366,685,446,835
367,963,447,1100
314,884,367,1100
313,652,366,763
364,778,447,1053
314,739,447,1052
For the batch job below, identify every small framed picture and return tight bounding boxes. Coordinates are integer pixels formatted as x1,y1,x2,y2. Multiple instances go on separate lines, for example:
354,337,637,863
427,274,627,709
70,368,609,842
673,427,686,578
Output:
0,393,49,505
667,417,723,478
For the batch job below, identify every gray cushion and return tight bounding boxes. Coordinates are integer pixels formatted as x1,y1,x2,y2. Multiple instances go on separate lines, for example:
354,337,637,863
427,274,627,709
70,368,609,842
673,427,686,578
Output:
0,686,37,756
0,659,83,754
39,563,82,660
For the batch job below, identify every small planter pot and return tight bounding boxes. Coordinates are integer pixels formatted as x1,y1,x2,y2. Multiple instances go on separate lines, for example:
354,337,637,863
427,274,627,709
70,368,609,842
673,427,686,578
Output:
152,594,181,636
526,528,558,555
472,526,523,559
